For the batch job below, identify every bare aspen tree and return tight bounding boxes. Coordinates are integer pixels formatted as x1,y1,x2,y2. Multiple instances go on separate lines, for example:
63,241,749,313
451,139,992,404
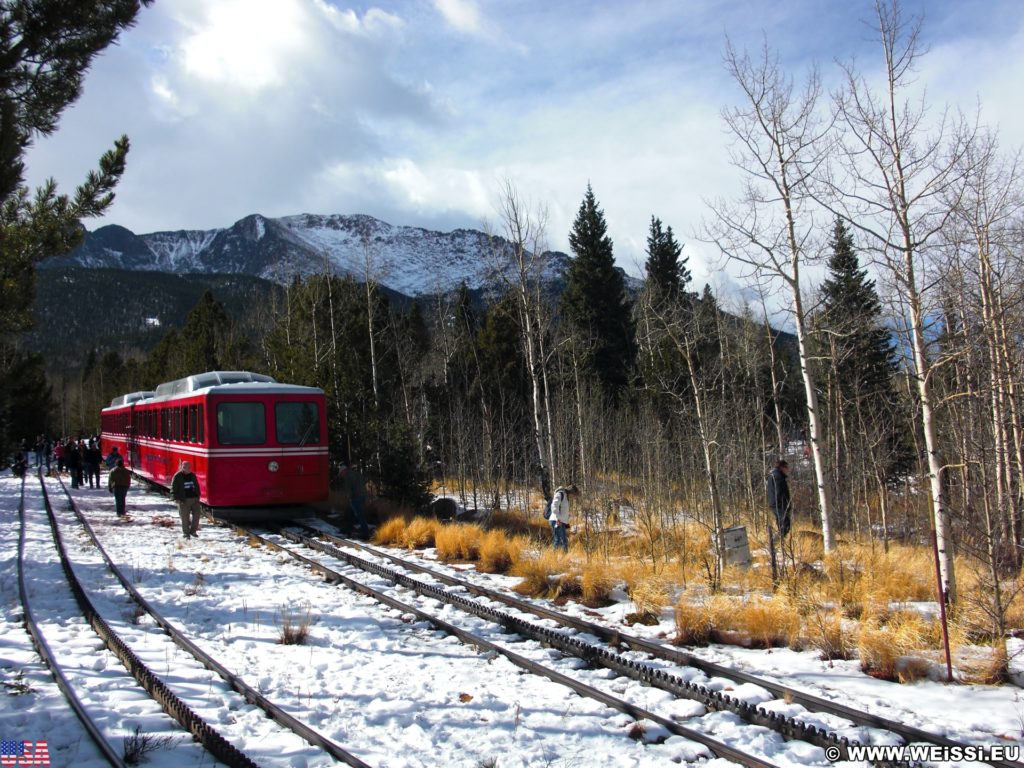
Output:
359,231,385,411
949,133,1024,559
707,41,837,553
491,180,557,502
828,0,976,601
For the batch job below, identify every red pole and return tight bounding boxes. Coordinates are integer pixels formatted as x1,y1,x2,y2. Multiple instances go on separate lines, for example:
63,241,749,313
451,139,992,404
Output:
930,529,954,683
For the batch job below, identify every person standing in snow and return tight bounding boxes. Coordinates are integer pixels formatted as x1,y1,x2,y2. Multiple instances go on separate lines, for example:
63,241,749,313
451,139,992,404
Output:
105,445,122,470
547,484,579,552
107,458,132,517
65,440,82,489
171,460,202,538
84,440,102,489
766,459,792,539
339,462,370,540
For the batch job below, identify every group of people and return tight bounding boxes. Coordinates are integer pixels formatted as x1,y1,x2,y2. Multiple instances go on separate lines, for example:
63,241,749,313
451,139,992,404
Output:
542,459,794,554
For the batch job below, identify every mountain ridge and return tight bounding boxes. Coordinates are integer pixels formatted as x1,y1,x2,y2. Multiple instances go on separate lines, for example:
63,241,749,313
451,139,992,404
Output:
45,213,585,297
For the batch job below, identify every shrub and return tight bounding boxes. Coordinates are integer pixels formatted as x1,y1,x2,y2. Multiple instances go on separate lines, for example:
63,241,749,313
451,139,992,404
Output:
372,516,408,547
123,726,175,765
402,517,440,549
277,604,314,645
806,609,852,661
580,562,616,607
510,551,568,598
478,530,522,574
673,599,714,646
435,523,483,562
628,578,669,623
736,596,801,649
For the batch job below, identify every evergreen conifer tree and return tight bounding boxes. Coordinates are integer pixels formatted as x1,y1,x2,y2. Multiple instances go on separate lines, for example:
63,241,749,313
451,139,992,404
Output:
819,218,899,411
644,216,691,304
560,184,635,395
0,0,150,334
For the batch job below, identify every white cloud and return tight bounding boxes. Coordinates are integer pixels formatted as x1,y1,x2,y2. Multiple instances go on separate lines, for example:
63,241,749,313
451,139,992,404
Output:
433,0,484,36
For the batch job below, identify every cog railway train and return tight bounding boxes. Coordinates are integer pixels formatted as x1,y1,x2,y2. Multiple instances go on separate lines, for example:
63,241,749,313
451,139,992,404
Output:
100,371,329,514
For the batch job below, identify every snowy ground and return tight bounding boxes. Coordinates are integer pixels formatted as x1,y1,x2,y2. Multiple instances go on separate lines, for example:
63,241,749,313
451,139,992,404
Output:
1,472,1022,768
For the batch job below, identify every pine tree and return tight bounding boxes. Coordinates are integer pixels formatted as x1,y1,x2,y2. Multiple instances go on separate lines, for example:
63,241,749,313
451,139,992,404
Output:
560,184,635,395
644,216,690,304
819,218,899,412
0,0,150,334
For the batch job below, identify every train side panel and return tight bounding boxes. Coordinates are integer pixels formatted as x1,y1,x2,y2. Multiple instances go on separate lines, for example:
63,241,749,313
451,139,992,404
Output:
101,385,328,509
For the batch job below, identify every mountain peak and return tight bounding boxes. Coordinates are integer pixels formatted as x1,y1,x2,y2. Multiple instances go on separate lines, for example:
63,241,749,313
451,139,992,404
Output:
50,213,568,298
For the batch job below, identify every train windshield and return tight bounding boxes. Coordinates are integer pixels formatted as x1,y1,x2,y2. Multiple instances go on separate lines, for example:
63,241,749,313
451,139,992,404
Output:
217,402,266,445
275,402,321,445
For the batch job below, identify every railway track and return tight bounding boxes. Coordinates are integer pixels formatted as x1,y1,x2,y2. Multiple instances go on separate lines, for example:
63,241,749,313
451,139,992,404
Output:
15,476,128,767
221,518,864,768
290,522,1019,768
33,474,371,768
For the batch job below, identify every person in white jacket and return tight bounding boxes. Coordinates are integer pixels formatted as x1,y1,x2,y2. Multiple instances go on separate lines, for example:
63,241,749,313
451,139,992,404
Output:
547,484,579,551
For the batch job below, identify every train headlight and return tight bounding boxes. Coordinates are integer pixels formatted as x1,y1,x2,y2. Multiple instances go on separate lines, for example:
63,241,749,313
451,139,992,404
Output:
268,461,279,473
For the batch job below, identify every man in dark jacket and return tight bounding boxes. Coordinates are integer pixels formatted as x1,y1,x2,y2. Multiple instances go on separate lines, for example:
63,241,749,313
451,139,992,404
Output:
107,458,132,517
766,459,792,539
171,460,202,538
339,462,369,539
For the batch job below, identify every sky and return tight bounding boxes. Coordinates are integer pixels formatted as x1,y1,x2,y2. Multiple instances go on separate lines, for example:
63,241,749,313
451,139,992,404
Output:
23,0,1024,294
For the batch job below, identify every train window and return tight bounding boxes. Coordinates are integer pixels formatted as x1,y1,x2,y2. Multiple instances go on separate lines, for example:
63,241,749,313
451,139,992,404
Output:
275,402,320,445
217,402,265,445
188,405,198,443
198,405,204,444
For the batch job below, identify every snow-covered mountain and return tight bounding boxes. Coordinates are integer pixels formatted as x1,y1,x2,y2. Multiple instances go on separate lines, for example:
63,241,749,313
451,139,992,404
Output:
50,213,572,297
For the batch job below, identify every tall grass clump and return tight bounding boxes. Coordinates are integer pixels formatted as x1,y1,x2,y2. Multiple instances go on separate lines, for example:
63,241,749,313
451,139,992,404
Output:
402,517,440,549
673,598,714,646
373,516,409,547
435,523,483,562
736,596,801,649
478,530,523,574
511,550,569,598
579,562,616,607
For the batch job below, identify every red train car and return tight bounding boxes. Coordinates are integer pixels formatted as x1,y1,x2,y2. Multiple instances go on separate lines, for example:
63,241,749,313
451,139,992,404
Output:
100,371,328,513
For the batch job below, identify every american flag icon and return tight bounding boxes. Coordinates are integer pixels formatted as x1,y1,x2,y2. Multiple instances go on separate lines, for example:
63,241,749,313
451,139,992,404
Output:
0,740,49,766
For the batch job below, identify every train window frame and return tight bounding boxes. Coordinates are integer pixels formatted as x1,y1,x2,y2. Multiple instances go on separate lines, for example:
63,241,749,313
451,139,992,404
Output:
275,402,321,445
216,402,266,445
198,405,204,444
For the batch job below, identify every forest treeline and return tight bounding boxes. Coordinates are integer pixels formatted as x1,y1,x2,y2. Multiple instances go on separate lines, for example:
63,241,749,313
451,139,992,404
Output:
1,1,1021,655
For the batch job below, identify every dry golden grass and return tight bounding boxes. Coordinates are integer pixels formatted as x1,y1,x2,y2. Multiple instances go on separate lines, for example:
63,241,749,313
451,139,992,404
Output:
628,577,670,620
435,523,483,562
736,595,801,649
579,562,616,606
478,530,524,574
402,517,440,549
857,611,937,681
372,516,409,547
510,550,571,598
805,609,853,661
673,598,714,646
486,509,551,542
958,644,1010,685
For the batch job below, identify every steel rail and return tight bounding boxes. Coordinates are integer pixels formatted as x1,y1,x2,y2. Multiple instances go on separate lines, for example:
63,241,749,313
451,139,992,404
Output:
269,523,867,762
16,475,128,768
227,520,783,768
309,525,1019,768
53,478,372,768
36,476,262,768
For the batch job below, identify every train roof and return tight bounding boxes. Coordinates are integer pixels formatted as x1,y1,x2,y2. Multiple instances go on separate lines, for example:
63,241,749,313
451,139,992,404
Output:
104,372,323,410
109,391,157,407
154,371,277,397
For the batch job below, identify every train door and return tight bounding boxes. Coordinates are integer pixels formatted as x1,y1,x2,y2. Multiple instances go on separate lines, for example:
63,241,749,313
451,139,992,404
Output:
127,403,141,467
